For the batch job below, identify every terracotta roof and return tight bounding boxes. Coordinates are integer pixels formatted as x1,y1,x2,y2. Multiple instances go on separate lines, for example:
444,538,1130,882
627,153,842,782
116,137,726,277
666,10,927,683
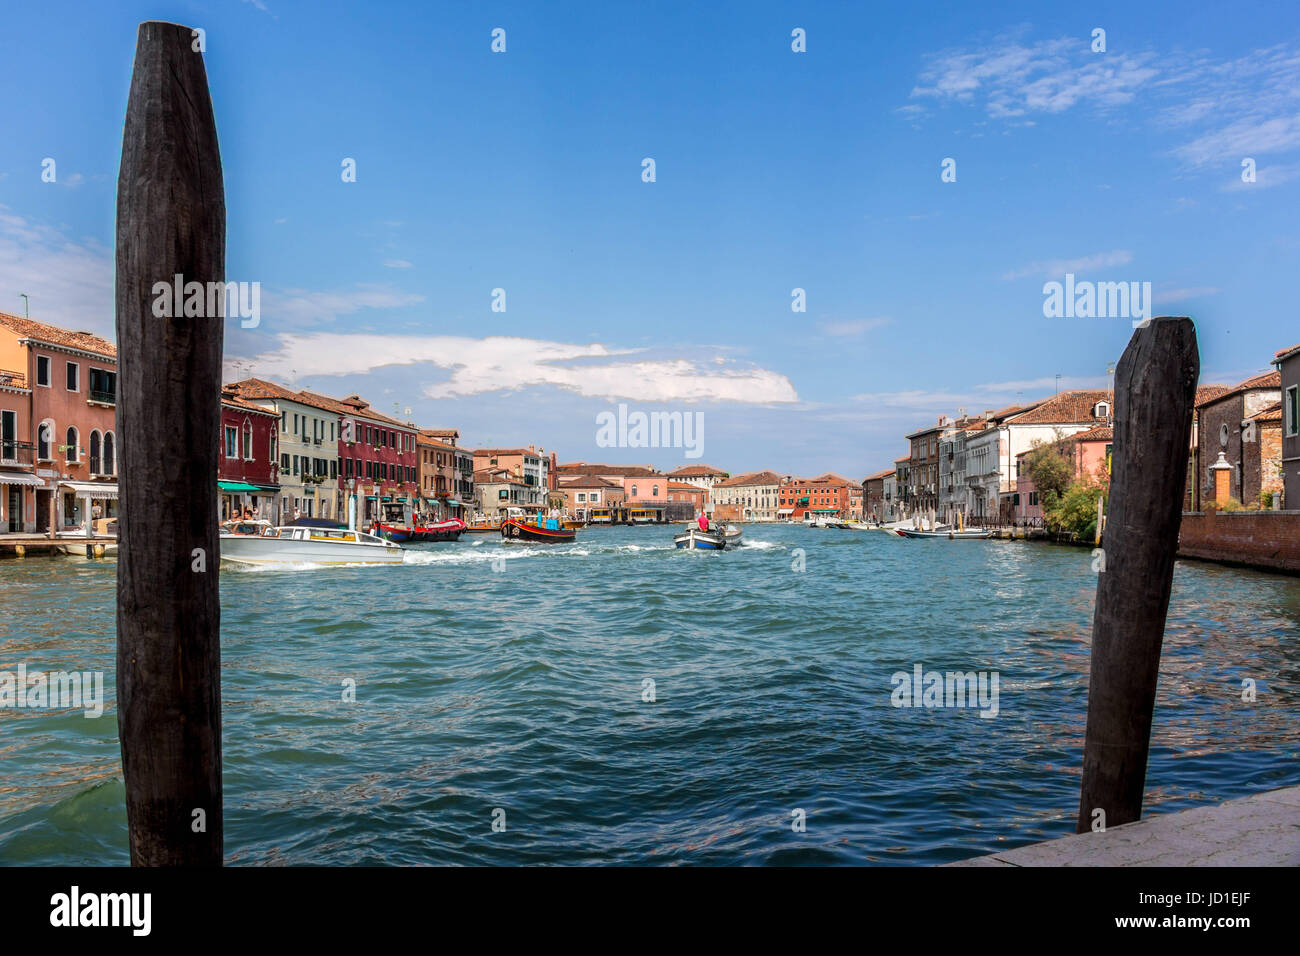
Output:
299,390,411,428
227,379,343,415
473,448,539,457
1071,425,1114,441
1248,401,1283,423
715,469,782,487
559,475,621,489
1274,342,1300,362
555,463,661,478
422,427,459,439
0,311,116,358
1195,371,1281,408
665,464,728,477
863,468,895,481
416,435,458,451
893,455,910,464
1194,384,1234,406
998,390,1111,425
220,389,278,416
667,480,704,490
472,469,519,483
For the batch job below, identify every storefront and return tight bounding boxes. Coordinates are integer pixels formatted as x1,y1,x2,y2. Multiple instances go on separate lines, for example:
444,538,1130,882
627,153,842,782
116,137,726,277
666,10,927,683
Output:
58,480,119,532
0,472,43,533
218,480,279,522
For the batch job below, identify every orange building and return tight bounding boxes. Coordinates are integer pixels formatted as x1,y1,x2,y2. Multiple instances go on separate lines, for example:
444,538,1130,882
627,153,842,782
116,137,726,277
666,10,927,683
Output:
777,474,853,521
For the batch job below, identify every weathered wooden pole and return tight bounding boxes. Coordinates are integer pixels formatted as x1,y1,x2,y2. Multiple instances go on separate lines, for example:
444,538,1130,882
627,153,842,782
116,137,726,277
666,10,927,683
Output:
115,21,225,865
1076,317,1198,833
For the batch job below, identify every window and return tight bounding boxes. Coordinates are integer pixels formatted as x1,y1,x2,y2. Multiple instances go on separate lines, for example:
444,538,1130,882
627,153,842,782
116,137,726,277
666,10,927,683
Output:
630,485,637,497
243,420,253,460
65,426,79,462
89,431,102,474
281,410,287,432
103,432,115,475
578,493,587,503
281,453,290,471
88,367,116,403
330,460,337,479
36,356,50,387
1,410,15,461
66,362,79,392
1287,385,1299,438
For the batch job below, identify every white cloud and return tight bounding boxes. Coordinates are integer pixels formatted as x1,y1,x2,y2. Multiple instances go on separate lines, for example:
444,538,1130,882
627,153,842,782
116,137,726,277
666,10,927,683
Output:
1155,286,1219,303
263,285,425,326
0,206,112,336
818,317,893,337
383,259,413,269
229,333,800,404
1002,249,1132,281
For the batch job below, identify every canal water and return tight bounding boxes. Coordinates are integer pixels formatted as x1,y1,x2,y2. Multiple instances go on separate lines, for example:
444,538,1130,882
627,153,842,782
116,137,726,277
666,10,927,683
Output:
1,524,1297,865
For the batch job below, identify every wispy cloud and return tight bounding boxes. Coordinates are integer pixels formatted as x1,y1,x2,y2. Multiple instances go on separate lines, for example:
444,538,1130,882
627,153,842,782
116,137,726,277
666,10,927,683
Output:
230,334,800,404
383,259,413,269
265,286,425,326
1155,286,1219,304
1002,249,1132,281
0,206,112,336
818,317,893,337
1222,161,1300,191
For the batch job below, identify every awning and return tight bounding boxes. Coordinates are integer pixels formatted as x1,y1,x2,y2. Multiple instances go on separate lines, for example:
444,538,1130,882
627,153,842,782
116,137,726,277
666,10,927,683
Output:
444,498,462,507
810,509,839,513
59,481,118,500
0,472,44,487
776,508,794,514
218,480,261,493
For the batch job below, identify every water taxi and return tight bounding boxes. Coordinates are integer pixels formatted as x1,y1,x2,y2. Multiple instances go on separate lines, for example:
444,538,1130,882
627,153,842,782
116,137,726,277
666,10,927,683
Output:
220,525,404,566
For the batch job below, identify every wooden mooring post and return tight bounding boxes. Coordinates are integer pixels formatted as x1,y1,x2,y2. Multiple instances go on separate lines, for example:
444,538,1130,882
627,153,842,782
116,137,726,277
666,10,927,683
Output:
1076,317,1198,833
115,21,225,865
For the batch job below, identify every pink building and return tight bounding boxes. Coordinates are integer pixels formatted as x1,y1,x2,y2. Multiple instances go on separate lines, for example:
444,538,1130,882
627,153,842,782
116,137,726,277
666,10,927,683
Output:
1013,425,1112,524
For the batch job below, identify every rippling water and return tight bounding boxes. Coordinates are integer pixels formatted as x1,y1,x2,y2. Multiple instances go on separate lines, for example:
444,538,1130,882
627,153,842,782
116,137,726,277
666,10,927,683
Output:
1,525,1298,865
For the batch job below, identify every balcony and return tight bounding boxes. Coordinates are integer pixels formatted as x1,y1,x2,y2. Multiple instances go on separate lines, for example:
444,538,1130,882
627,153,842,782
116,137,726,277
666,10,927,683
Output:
1,441,34,466
0,368,28,389
88,388,116,406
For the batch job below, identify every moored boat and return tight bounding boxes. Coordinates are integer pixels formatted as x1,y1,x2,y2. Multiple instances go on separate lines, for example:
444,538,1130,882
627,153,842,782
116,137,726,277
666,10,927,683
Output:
897,528,992,539
411,517,466,542
220,525,404,566
674,527,728,550
501,516,577,543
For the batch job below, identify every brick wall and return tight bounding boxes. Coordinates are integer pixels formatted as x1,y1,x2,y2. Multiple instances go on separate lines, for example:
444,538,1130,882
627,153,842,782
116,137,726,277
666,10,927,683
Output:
1179,507,1300,573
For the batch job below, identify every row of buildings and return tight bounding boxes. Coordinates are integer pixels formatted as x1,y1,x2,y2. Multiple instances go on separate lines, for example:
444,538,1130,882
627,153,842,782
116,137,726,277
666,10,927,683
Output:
860,340,1300,526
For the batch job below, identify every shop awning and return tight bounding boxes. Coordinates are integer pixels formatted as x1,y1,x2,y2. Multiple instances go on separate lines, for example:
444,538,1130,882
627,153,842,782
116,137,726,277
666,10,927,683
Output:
776,508,794,514
810,509,839,513
218,480,262,493
445,498,462,507
59,481,119,500
0,472,44,487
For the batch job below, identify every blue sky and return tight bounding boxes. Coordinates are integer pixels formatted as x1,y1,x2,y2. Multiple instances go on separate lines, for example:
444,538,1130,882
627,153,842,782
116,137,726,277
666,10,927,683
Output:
2,0,1297,476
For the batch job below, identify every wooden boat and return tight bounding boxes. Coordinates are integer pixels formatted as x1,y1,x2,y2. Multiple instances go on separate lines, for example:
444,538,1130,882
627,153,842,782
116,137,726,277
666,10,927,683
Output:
674,527,727,550
897,528,992,539
369,521,413,542
721,524,743,545
220,526,404,566
501,516,577,543
411,517,466,542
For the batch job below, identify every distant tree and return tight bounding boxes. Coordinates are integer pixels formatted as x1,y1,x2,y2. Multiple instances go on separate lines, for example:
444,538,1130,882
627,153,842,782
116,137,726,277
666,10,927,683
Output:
1023,440,1072,513
1050,478,1110,539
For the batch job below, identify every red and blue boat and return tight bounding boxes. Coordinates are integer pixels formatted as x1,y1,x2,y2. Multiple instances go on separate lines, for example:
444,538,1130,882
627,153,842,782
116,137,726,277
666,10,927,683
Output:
501,516,577,543
411,517,466,542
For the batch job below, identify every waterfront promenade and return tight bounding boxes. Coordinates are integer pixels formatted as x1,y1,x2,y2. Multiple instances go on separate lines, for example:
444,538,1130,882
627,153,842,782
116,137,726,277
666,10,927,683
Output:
949,785,1300,866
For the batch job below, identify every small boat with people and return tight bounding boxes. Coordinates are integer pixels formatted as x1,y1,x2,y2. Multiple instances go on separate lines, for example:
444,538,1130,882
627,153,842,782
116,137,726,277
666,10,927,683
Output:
220,524,404,566
675,515,735,550
501,514,578,543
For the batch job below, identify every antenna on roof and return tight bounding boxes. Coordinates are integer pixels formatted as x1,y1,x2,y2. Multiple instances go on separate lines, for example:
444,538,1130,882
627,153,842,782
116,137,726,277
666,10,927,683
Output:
18,293,29,318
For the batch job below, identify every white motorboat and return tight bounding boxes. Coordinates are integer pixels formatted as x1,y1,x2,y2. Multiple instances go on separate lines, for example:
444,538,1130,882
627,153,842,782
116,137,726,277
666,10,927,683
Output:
219,525,404,566
896,527,992,539
674,527,728,550
721,524,743,545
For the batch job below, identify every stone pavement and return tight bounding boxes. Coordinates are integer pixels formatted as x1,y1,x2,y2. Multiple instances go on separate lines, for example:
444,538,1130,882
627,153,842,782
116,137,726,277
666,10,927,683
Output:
948,785,1300,866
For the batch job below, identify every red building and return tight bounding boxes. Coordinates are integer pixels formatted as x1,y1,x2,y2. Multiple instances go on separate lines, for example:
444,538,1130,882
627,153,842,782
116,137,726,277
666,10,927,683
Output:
0,312,118,534
218,386,281,521
302,391,418,525
666,480,707,517
778,474,853,521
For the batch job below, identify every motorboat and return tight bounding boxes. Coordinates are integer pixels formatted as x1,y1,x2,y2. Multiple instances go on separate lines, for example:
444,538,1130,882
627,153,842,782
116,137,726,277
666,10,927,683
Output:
501,516,577,543
220,525,404,566
674,527,728,550
721,524,743,546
